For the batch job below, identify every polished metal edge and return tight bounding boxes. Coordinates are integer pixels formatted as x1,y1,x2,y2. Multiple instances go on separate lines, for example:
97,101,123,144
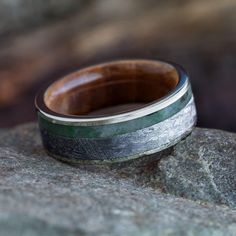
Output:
38,82,189,126
38,88,192,138
36,74,191,126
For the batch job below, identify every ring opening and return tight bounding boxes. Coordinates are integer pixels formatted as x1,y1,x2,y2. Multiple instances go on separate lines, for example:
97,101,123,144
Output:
44,60,179,116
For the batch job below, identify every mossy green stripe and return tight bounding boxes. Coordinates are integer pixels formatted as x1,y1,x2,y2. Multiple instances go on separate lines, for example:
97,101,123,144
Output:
38,88,192,139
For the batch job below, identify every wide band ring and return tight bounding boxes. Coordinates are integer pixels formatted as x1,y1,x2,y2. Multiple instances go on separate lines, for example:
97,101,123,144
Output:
35,60,197,164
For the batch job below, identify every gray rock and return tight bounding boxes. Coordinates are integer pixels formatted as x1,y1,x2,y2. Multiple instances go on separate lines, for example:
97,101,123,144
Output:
0,123,236,236
158,128,236,208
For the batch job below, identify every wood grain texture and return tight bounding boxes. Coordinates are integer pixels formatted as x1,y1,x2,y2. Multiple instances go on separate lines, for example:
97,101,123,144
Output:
44,60,178,116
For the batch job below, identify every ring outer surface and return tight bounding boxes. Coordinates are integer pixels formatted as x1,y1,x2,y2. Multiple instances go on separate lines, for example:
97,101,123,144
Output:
35,61,197,164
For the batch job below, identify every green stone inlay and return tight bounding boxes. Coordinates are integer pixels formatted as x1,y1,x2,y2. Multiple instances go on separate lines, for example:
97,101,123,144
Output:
38,88,192,139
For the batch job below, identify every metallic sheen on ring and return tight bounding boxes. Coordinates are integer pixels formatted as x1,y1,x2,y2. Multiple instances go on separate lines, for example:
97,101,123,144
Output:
35,60,197,164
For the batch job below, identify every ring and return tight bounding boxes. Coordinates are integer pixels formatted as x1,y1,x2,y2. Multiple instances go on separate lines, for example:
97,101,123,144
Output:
35,60,197,164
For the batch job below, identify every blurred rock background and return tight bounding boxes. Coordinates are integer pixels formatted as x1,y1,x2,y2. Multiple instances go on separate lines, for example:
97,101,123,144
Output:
0,0,235,131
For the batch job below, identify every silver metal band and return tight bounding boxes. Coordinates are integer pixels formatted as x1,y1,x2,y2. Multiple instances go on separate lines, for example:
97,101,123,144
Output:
36,60,197,163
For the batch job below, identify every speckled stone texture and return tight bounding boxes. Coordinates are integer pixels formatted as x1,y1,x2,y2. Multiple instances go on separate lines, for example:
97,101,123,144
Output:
0,123,235,236
158,129,236,208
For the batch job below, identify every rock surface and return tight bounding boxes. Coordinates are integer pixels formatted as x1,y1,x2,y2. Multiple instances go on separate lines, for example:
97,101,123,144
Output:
158,129,236,208
0,123,235,236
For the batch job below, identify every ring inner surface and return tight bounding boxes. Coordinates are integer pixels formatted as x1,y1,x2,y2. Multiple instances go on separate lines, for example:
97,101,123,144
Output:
44,61,179,117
